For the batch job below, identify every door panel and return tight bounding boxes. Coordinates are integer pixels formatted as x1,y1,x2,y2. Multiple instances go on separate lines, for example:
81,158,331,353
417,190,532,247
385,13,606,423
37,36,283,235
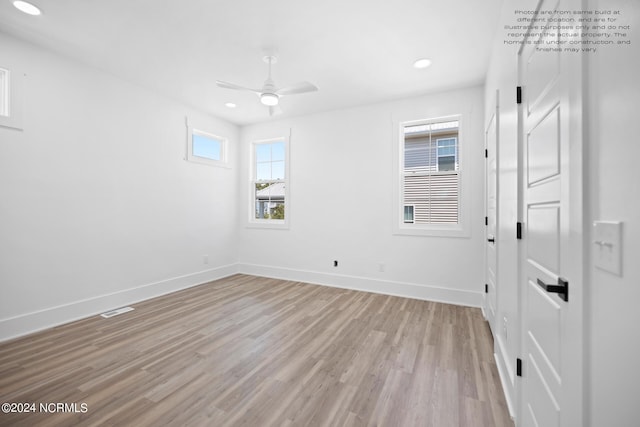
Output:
527,278,562,380
527,107,560,185
524,353,560,427
527,205,560,274
526,52,560,115
519,1,574,426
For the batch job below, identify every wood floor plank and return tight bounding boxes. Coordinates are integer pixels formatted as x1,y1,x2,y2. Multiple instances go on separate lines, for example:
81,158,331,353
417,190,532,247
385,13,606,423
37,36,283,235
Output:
0,274,513,427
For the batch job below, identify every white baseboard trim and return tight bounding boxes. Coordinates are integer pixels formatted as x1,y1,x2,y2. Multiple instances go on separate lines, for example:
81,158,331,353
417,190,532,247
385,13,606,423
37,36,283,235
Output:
238,263,482,307
494,335,517,421
1,264,482,343
0,263,239,342
481,295,488,319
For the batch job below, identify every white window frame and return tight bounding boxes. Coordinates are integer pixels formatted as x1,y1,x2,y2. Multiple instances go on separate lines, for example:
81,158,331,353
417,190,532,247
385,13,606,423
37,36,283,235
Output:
392,114,469,238
436,137,458,171
0,68,9,118
186,125,229,168
248,135,290,229
403,205,415,223
0,66,25,130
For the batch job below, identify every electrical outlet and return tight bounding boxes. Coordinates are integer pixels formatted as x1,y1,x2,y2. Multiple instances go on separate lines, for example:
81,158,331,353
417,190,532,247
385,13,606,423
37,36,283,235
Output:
503,316,508,343
333,260,338,267
203,255,209,264
378,263,385,272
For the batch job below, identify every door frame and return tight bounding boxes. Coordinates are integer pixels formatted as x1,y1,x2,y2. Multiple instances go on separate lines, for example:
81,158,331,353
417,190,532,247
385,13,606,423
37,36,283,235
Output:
484,91,499,333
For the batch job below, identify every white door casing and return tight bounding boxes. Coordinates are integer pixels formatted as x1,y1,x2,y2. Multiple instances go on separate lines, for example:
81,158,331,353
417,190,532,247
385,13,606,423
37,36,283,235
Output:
485,99,498,332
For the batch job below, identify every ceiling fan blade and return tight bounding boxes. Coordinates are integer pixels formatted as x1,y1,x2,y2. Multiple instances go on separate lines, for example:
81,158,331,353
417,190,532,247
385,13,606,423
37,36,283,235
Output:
276,81,318,96
269,106,283,117
216,80,261,94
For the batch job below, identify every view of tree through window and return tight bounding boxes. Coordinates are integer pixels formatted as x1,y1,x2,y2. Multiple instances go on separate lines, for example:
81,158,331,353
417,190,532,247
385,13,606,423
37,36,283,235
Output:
253,140,286,220
402,119,459,224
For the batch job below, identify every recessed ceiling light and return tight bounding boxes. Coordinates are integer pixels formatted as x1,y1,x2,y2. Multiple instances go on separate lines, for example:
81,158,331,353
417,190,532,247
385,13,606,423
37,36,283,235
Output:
13,1,41,16
225,102,237,109
413,58,432,69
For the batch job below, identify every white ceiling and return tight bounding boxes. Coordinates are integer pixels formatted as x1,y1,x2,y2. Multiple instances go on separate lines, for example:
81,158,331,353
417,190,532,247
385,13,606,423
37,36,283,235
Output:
0,0,504,125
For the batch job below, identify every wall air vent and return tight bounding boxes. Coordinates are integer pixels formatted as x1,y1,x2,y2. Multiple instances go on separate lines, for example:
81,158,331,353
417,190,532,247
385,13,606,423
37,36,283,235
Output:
100,306,134,318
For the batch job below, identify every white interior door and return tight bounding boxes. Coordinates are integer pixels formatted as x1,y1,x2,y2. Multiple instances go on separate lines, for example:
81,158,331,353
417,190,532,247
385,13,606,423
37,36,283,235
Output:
485,105,498,331
518,0,583,426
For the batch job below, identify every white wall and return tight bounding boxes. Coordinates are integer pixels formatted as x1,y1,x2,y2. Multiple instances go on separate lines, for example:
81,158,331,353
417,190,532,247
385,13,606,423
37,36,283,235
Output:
585,1,640,425
237,87,486,306
0,33,239,341
0,32,487,341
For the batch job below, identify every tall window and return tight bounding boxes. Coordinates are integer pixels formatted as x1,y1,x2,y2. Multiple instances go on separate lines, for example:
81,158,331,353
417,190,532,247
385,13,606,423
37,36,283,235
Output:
251,138,288,225
0,66,23,130
401,118,460,225
0,68,9,117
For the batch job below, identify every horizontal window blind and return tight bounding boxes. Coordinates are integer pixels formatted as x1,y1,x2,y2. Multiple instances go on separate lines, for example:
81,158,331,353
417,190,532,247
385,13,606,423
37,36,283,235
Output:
404,172,459,223
402,119,459,225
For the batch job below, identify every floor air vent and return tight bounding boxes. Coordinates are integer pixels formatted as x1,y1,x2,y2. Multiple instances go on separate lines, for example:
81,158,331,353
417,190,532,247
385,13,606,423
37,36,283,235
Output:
100,306,134,318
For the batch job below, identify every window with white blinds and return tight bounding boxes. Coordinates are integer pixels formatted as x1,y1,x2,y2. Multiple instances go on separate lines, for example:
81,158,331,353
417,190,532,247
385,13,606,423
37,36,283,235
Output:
402,118,460,225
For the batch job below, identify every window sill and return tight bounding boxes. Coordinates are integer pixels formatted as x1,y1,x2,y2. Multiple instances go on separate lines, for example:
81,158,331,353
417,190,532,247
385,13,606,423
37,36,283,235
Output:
185,157,231,168
393,224,469,238
246,220,289,230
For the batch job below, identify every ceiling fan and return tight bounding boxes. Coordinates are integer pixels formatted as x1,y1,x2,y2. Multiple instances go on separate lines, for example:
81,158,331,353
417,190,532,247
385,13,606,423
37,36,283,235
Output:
216,56,318,116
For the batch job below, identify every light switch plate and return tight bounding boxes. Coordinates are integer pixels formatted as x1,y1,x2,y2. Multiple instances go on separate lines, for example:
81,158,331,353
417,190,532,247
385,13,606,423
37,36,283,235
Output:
593,221,622,276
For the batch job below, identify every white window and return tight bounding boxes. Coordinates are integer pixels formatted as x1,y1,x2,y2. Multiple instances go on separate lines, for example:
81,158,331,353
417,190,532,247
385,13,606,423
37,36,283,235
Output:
0,66,24,130
436,137,457,171
250,137,289,227
0,68,9,117
394,115,466,237
404,205,415,223
187,126,228,167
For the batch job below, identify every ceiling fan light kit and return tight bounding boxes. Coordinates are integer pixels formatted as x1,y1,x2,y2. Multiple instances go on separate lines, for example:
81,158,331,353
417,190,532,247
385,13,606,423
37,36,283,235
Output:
260,93,279,106
216,55,317,116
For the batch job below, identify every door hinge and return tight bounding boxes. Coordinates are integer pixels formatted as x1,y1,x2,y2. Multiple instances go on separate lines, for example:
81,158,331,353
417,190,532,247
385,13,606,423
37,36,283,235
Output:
485,216,488,226
516,86,522,104
516,358,523,377
484,148,488,158
485,284,488,294
516,222,523,239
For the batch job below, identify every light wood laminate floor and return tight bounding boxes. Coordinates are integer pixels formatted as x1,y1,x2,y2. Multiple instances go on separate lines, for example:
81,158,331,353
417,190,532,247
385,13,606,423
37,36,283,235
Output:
0,274,513,427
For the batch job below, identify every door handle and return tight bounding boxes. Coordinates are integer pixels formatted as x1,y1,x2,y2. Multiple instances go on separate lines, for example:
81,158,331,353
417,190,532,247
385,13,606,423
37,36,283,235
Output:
536,277,569,302
487,237,495,243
